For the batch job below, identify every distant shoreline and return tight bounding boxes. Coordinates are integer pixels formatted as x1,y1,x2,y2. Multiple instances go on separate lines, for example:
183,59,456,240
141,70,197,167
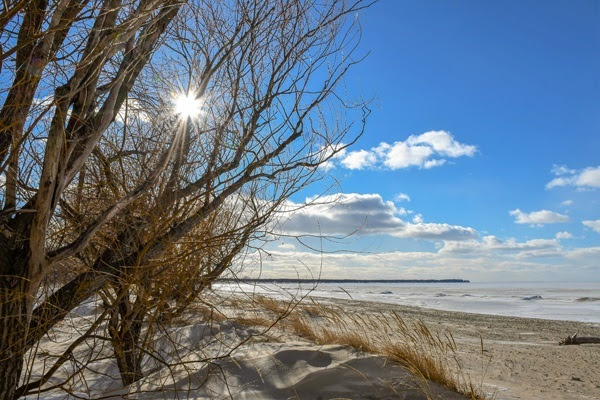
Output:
218,278,470,284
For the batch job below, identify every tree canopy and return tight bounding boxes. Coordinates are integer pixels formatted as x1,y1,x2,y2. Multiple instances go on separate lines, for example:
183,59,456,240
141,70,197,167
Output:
0,1,369,397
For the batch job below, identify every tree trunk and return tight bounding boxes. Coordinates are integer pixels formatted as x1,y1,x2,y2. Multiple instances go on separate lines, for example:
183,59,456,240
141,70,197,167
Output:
109,295,145,386
0,275,32,400
560,333,600,345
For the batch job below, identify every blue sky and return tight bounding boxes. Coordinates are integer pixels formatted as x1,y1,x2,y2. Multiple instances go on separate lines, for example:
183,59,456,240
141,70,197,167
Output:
254,1,600,282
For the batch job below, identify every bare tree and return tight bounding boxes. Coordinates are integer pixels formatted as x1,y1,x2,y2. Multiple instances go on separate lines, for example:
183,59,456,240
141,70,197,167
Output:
0,0,370,397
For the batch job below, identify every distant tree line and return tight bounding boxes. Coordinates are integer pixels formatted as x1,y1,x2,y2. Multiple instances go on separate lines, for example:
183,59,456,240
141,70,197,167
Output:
221,279,471,284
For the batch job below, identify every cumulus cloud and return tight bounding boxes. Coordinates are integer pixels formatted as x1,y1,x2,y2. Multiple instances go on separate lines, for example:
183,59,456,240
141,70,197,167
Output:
565,246,600,259
423,159,447,169
30,95,71,126
279,193,404,236
394,193,411,202
334,131,476,171
406,130,476,158
377,141,433,169
509,209,570,225
115,98,151,123
277,193,477,241
341,149,377,170
555,231,573,240
551,165,576,176
546,165,600,190
242,242,600,282
397,207,412,215
317,143,347,171
582,220,600,233
397,221,476,240
439,235,561,256
255,211,599,281
32,95,54,109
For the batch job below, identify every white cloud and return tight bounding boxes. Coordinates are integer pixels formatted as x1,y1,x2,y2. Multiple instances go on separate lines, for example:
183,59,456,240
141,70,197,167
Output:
509,209,570,225
241,242,600,282
379,141,433,169
565,246,600,259
30,96,72,125
439,235,561,256
394,193,411,202
546,165,600,190
32,95,54,109
328,131,476,171
582,220,600,233
396,221,476,240
341,149,377,170
320,161,335,172
555,231,573,240
551,164,576,176
546,177,569,188
381,131,475,170
423,159,447,169
406,130,476,158
397,207,412,215
561,200,573,206
277,193,477,241
114,98,152,123
318,143,347,171
578,167,600,187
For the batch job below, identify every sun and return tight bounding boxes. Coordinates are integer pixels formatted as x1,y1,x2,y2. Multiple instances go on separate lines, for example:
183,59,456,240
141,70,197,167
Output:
174,91,203,119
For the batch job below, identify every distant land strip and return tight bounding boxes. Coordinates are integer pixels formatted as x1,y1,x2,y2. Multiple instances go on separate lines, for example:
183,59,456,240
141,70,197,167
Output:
218,278,470,284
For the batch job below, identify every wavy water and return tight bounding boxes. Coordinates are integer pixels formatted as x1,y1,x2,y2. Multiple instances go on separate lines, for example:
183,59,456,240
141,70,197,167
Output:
215,281,600,323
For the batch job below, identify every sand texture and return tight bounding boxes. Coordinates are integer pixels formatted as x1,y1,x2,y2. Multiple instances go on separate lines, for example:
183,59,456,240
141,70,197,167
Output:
122,341,466,399
26,302,465,400
316,297,600,400
23,293,600,399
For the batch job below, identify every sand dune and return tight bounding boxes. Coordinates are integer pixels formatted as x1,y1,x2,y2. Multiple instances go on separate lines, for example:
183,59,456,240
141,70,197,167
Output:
124,341,464,399
30,308,465,400
26,293,600,399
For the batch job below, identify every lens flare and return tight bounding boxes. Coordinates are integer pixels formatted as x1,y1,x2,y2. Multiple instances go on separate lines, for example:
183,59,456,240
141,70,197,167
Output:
174,92,203,118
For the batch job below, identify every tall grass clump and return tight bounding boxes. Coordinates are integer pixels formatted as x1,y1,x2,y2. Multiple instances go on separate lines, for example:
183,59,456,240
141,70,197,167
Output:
380,312,488,399
221,294,492,400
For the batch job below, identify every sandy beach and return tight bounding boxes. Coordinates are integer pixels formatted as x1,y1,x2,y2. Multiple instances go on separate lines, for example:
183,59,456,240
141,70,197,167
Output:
25,292,600,400
308,296,600,400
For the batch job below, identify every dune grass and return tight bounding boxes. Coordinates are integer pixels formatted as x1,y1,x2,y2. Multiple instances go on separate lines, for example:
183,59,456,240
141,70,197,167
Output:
216,294,492,400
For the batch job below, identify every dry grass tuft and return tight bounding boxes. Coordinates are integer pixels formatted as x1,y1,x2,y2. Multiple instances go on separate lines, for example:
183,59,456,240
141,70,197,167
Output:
286,315,320,341
253,295,290,315
300,301,327,317
213,294,492,400
380,312,488,399
285,313,376,353
233,315,272,327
